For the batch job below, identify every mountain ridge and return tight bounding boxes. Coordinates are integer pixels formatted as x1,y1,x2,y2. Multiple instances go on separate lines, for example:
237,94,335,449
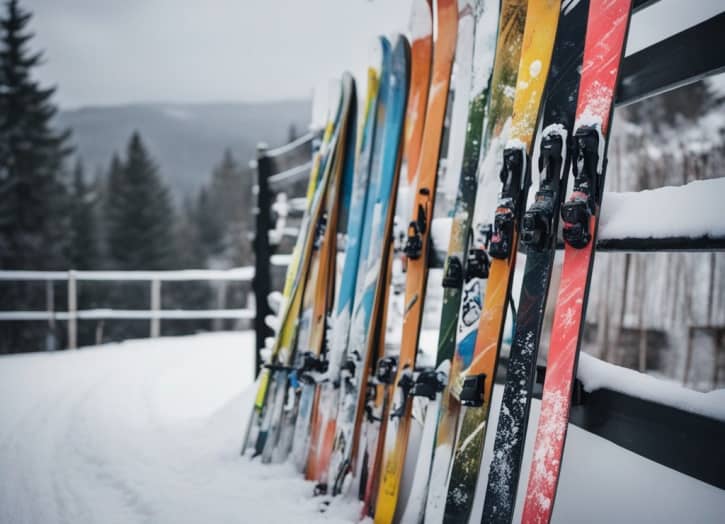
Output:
58,99,311,199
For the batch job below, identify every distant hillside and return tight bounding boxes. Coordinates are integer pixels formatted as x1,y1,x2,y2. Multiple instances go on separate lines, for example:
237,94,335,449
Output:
58,100,311,198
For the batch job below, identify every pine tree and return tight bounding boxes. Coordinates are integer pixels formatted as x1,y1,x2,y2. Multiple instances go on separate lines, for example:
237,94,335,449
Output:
68,158,99,269
105,132,177,270
206,149,249,265
0,0,72,270
195,186,224,259
0,0,72,353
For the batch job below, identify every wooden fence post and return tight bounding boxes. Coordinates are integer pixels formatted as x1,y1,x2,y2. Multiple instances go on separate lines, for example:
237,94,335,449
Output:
68,271,77,349
252,144,274,378
150,278,161,338
46,279,56,351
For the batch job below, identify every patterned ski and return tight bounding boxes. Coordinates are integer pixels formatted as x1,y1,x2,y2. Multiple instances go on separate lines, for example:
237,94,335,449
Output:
321,49,383,492
396,1,501,522
303,75,362,482
440,1,562,522
373,1,458,522
308,38,409,488
425,0,527,522
482,1,590,521
244,83,345,458
325,34,409,498
522,1,633,522
275,73,354,472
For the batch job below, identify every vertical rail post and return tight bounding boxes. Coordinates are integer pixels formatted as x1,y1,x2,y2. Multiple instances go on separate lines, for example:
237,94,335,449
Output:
68,271,77,349
46,279,56,351
150,278,161,338
213,281,227,331
252,143,274,378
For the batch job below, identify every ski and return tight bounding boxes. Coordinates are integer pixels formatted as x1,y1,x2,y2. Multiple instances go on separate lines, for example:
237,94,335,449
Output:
365,0,478,515
397,1,501,522
373,0,458,522
307,37,409,489
302,74,362,482
269,87,362,465
324,34,410,499
482,0,590,520
439,1,562,522
271,72,354,471
522,1,633,522
321,47,384,492
243,83,345,458
424,0,529,521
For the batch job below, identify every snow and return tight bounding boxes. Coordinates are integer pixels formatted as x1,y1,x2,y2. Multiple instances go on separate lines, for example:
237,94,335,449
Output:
0,332,361,524
430,216,453,257
471,0,499,96
408,0,432,41
528,60,542,79
2,331,723,523
271,254,293,266
577,352,725,422
599,177,725,241
561,0,582,16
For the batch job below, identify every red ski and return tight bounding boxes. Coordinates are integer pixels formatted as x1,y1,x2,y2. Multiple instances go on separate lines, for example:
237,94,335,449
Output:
522,1,633,522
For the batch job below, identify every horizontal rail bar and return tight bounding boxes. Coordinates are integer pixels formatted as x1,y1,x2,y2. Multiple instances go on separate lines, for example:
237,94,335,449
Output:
632,0,661,14
270,254,292,267
0,309,254,321
263,131,318,159
595,235,725,252
0,268,254,282
268,161,313,186
616,13,725,107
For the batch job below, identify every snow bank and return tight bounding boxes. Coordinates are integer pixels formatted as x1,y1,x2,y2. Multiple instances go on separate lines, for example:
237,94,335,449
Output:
577,352,725,422
599,177,725,241
1,331,723,523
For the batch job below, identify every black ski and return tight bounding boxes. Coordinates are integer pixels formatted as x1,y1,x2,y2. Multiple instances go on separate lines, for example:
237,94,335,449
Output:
482,1,590,521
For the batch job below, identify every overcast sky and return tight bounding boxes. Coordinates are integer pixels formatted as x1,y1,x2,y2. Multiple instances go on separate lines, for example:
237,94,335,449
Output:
20,0,725,109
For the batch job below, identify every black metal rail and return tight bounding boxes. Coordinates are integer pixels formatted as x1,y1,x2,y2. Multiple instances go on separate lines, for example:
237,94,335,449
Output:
616,13,725,107
252,135,317,377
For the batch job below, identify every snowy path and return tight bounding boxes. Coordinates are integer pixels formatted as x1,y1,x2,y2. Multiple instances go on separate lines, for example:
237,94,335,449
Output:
0,333,355,524
0,332,722,523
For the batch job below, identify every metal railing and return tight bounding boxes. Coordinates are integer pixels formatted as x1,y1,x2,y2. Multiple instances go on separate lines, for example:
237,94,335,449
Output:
0,268,254,349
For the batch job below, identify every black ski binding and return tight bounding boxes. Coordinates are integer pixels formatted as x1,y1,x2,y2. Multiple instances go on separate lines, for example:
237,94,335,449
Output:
298,351,327,383
341,358,356,377
465,223,491,280
459,373,486,407
410,368,446,400
489,205,515,259
489,147,527,259
405,203,427,260
363,382,380,422
390,367,414,419
442,255,464,288
376,356,398,385
313,213,328,250
522,132,564,250
562,125,600,249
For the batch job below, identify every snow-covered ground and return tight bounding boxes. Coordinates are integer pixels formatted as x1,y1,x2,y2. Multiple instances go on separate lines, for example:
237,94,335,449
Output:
1,332,723,523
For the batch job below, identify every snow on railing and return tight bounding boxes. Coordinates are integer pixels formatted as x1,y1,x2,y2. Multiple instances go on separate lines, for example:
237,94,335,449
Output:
0,268,255,349
268,161,314,186
597,177,725,250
